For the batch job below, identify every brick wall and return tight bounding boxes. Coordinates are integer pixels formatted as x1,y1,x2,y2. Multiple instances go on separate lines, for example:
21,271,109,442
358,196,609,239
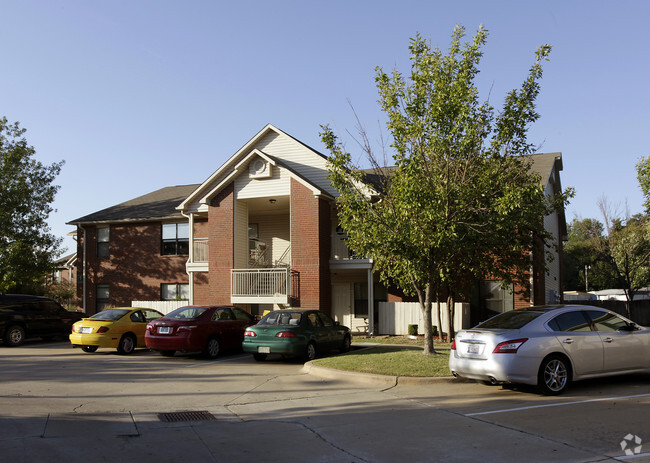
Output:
290,179,332,314
76,222,188,314
203,182,234,305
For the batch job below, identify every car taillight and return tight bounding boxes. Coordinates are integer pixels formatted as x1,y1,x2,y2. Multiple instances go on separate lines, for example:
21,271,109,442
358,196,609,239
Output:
493,338,528,354
71,325,78,333
244,330,256,337
97,326,109,334
450,339,456,350
146,323,152,332
275,331,296,338
177,325,197,332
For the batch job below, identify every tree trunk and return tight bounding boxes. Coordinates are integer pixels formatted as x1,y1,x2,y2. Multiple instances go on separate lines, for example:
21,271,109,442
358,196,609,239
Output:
436,299,442,341
421,284,435,354
446,291,456,342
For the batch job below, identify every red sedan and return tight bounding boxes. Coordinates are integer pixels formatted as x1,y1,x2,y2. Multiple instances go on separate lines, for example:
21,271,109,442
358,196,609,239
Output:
145,305,256,358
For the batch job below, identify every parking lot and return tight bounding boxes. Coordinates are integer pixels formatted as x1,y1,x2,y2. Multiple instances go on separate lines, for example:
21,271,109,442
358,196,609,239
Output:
2,340,649,462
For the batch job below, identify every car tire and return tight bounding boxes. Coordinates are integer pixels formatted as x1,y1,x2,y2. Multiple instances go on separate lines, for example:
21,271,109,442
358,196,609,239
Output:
203,336,220,359
538,354,571,395
117,334,136,355
303,342,317,362
81,345,98,353
160,350,176,357
4,325,26,347
253,353,267,362
340,334,351,353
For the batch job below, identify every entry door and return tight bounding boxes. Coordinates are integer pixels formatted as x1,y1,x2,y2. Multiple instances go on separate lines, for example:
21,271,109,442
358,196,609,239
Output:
332,284,351,328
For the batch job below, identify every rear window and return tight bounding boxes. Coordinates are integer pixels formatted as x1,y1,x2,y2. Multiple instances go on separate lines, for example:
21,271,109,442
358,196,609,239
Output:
165,306,209,320
476,310,544,329
90,309,130,321
258,312,302,326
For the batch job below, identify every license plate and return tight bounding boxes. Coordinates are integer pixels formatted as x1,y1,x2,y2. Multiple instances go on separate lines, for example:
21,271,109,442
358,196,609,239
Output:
158,326,171,334
80,327,93,334
258,346,270,354
467,344,480,354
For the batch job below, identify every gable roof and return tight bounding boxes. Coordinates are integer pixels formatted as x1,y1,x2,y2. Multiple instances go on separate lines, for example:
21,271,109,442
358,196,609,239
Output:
178,124,334,212
68,184,200,225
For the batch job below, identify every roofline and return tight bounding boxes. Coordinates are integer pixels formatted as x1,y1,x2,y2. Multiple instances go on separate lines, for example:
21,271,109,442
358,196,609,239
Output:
68,215,185,226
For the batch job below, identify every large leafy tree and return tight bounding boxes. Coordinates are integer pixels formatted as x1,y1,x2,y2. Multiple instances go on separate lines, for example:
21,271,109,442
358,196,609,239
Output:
322,26,571,353
0,117,64,293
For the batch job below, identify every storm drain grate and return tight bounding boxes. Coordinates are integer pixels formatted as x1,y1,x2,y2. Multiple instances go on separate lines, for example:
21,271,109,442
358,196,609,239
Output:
158,411,216,423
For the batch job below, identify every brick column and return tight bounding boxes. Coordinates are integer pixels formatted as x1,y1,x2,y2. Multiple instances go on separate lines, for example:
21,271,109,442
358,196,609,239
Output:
207,183,235,305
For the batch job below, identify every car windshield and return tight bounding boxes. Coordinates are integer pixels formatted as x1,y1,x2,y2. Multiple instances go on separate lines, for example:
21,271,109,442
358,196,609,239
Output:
476,310,545,329
89,309,130,321
258,311,302,326
164,306,209,320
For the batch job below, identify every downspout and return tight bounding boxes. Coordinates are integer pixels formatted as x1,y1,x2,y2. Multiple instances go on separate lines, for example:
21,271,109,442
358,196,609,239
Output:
367,259,374,336
80,226,87,313
181,211,194,305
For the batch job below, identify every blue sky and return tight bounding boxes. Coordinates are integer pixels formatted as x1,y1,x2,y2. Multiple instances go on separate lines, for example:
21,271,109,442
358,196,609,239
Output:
2,0,649,253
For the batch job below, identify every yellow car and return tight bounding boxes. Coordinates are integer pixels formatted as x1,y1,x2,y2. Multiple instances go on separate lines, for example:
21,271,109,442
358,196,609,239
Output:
70,307,164,354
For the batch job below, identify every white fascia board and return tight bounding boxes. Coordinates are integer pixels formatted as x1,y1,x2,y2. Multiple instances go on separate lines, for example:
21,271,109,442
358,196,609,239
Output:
198,169,240,206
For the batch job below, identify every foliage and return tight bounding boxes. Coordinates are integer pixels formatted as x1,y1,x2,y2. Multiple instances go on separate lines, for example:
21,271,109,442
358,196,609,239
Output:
321,26,571,352
636,156,650,214
563,218,618,291
0,117,64,293
47,280,77,308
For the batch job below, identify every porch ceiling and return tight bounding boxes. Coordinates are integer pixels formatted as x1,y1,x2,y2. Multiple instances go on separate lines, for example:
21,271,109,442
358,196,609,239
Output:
245,196,290,215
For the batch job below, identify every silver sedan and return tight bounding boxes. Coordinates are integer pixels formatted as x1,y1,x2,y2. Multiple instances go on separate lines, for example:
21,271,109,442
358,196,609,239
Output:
449,304,650,394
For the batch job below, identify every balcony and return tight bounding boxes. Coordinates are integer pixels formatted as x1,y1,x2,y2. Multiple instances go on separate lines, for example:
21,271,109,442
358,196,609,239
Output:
186,238,209,272
231,268,291,304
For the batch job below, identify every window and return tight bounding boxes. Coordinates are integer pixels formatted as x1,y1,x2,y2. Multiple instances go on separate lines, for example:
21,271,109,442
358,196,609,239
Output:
353,283,388,317
233,308,254,321
97,285,110,311
212,308,234,321
547,311,592,332
162,223,189,255
161,283,189,301
584,310,630,332
97,226,109,258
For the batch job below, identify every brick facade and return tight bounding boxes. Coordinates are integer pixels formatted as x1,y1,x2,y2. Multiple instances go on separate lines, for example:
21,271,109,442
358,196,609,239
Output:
76,222,189,314
290,179,332,314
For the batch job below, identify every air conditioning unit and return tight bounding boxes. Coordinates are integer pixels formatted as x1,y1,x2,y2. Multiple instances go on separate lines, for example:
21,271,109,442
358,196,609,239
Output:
249,158,272,179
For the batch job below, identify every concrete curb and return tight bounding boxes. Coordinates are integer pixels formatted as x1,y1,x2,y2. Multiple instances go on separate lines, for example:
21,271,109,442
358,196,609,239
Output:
302,362,457,387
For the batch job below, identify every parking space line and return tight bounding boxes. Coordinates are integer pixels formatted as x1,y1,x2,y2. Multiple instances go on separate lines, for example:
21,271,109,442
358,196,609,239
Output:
465,393,650,417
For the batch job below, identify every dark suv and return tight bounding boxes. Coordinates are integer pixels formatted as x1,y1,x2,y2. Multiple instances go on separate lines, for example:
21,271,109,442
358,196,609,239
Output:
0,294,83,346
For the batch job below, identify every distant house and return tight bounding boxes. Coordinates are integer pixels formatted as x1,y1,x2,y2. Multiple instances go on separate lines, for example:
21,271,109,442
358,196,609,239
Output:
68,124,567,330
49,253,77,286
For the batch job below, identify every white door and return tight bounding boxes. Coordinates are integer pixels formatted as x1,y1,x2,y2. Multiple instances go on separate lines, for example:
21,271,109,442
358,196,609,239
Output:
332,284,351,328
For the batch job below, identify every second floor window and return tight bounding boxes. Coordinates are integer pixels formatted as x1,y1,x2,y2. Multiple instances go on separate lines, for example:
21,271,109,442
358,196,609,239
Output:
162,283,189,301
97,226,110,258
162,223,189,255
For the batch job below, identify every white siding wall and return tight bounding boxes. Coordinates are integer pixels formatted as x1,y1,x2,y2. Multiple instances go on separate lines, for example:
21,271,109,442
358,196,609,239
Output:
234,201,249,268
132,300,186,315
255,132,338,197
235,156,291,199
256,213,290,265
543,175,561,302
378,302,471,335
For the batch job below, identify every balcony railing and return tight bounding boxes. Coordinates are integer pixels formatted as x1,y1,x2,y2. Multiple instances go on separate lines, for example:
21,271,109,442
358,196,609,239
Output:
193,238,208,263
231,268,290,304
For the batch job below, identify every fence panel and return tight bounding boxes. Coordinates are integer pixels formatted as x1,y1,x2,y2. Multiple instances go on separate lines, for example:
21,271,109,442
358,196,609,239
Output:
132,300,187,315
378,302,470,335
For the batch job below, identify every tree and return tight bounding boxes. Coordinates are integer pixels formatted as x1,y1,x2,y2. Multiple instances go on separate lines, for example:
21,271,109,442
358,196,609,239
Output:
563,218,618,291
598,197,650,317
321,26,571,353
0,117,64,294
636,156,650,214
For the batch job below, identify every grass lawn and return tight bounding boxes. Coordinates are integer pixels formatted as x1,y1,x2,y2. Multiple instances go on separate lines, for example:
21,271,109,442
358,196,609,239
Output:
312,345,451,377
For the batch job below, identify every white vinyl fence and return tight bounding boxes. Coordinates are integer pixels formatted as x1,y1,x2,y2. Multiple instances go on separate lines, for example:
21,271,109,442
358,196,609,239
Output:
132,300,187,315
378,301,470,336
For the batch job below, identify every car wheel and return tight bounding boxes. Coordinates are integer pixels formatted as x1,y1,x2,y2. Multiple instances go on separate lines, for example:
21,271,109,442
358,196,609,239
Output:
304,342,317,362
81,345,98,353
117,334,136,355
160,350,176,357
4,325,25,347
538,354,571,395
253,353,267,362
203,336,220,359
340,334,351,353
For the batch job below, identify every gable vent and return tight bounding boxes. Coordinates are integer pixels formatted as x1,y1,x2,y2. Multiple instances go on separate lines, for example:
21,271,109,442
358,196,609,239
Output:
249,158,272,179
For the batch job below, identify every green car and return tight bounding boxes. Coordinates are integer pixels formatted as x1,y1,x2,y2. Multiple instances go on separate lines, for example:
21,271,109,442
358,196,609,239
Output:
242,309,351,362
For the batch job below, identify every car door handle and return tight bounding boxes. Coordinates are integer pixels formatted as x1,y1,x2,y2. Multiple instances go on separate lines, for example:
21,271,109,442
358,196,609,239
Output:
602,337,613,343
562,338,573,344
